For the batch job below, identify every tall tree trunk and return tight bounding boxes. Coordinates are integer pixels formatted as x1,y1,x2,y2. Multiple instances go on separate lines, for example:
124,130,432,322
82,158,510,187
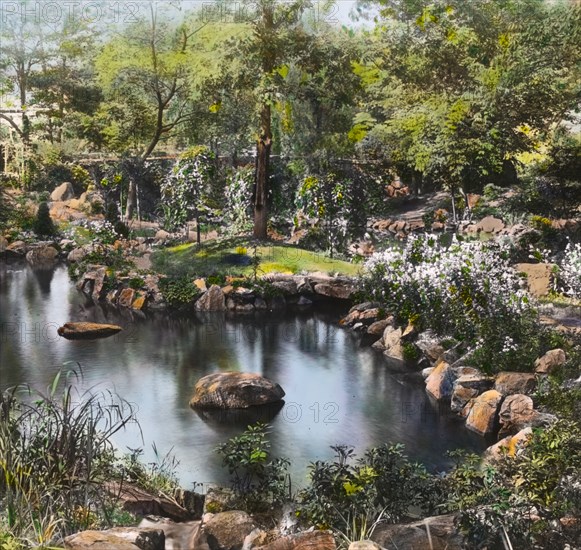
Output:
125,176,137,221
20,76,32,188
19,70,31,147
409,170,424,196
254,102,271,240
253,1,275,241
125,129,161,220
124,156,147,221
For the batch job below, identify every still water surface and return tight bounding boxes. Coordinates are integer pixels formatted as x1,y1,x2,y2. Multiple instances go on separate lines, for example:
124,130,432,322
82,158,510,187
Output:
0,264,486,488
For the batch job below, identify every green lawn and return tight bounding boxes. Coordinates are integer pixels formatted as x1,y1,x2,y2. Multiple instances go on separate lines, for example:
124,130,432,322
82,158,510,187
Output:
151,238,360,279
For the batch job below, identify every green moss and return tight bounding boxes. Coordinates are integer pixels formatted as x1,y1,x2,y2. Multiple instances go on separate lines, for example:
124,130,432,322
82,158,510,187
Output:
402,342,420,361
128,277,144,290
204,501,223,514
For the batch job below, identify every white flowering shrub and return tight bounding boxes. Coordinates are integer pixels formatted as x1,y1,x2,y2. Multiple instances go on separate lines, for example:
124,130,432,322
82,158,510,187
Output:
77,219,119,245
223,166,254,235
160,146,215,232
559,241,581,298
295,174,352,255
361,235,541,372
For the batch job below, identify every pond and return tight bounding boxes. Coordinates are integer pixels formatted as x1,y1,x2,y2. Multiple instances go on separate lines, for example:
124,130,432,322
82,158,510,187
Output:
0,263,486,489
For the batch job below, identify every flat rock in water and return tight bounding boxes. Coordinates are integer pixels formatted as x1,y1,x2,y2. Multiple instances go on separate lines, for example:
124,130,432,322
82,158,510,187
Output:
57,322,123,340
190,372,285,409
104,481,192,522
64,527,164,550
254,530,337,550
372,514,462,550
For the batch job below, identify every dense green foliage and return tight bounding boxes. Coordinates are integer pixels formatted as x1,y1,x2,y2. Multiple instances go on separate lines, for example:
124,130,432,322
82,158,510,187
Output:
67,246,134,282
296,174,353,256
444,420,581,548
1,0,580,237
158,275,201,308
354,0,581,194
2,362,579,548
216,412,581,548
223,166,255,236
215,423,290,512
159,146,217,232
298,444,439,530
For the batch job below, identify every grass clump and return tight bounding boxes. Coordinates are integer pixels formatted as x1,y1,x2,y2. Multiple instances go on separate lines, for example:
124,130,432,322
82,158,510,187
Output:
0,368,166,547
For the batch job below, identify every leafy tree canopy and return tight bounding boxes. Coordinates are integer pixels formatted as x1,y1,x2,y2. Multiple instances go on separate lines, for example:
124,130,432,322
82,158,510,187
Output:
353,0,581,192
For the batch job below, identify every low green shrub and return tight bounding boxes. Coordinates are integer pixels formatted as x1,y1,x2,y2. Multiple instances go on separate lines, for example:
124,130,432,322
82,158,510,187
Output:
298,444,440,530
7,196,37,237
535,345,581,424
506,176,581,220
158,276,201,307
215,423,290,513
68,248,134,282
251,279,283,299
0,528,21,550
128,277,144,290
206,274,227,287
445,420,581,548
402,341,420,361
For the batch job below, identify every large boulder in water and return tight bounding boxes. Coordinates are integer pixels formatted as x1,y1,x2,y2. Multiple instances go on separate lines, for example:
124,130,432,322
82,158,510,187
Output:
57,322,122,340
425,361,455,400
190,372,285,410
26,245,58,267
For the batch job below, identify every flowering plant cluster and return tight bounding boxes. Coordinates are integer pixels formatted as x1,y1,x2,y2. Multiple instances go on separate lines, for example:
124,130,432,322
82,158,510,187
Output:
160,146,216,232
559,241,581,298
77,219,119,245
222,166,254,235
296,174,352,255
361,235,541,372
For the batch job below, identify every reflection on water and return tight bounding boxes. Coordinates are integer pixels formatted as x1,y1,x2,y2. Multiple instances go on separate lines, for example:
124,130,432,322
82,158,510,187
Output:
193,401,286,428
0,263,486,487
